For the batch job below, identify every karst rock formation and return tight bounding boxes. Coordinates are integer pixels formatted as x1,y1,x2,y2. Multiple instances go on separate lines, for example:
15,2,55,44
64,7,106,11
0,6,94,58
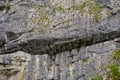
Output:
0,0,120,80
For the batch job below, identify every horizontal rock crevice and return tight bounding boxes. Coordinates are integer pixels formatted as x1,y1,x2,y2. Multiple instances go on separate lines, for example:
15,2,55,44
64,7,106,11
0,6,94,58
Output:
0,10,120,55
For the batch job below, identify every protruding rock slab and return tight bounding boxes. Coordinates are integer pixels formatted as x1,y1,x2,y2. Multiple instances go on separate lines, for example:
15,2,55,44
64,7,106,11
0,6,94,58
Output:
0,10,120,55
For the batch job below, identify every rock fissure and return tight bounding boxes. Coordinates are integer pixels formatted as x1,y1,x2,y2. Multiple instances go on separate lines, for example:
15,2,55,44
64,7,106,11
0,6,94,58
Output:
0,0,120,80
0,10,120,55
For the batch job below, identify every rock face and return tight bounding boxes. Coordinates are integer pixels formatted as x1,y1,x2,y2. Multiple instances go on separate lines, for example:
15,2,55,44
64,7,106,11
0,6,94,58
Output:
0,41,117,80
0,0,120,80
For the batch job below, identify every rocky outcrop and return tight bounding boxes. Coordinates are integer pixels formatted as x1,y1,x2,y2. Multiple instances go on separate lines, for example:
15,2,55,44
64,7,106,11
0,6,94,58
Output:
0,40,117,80
0,10,120,55
0,0,120,80
0,0,120,55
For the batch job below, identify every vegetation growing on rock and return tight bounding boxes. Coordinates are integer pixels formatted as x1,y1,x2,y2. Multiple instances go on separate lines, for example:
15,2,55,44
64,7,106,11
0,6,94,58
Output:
113,49,120,59
5,0,10,12
91,49,120,80
31,0,102,32
91,75,103,80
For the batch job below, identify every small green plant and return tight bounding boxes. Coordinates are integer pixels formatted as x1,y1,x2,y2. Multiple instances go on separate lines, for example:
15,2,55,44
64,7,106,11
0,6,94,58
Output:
5,0,10,12
74,0,102,21
106,49,120,80
53,6,65,12
106,11,113,16
81,58,89,63
91,49,120,80
87,0,102,21
69,0,102,21
92,5,101,21
107,64,120,80
5,4,10,12
113,49,120,59
69,2,86,11
91,75,103,80
31,5,53,32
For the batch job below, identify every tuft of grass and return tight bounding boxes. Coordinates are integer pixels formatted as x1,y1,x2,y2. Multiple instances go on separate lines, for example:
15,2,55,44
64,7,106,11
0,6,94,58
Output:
53,6,65,12
87,0,102,22
113,49,120,59
69,0,102,21
107,64,120,80
91,49,120,80
91,75,103,80
31,0,102,32
5,4,10,12
69,2,86,11
5,0,10,12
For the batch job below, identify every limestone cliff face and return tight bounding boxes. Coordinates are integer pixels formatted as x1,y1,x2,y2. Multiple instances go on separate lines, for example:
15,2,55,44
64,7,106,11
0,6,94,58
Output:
0,41,117,80
0,0,120,80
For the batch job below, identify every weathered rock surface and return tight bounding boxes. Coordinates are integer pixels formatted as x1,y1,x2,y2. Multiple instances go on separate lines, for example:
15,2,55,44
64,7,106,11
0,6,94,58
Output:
0,0,120,80
0,40,117,80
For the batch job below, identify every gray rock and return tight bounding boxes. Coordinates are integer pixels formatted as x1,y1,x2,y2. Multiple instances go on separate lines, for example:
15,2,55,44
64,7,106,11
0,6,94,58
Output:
0,0,120,80
0,27,6,47
0,10,120,55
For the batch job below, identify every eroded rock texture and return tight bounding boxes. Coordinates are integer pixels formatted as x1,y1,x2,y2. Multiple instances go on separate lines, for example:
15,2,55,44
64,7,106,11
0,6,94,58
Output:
0,40,117,80
0,0,120,80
